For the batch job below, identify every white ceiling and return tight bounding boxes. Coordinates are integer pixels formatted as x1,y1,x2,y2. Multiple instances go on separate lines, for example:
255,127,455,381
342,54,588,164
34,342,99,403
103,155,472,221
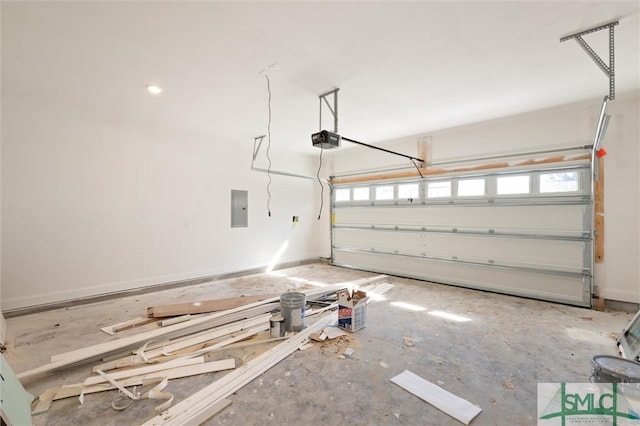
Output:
3,1,639,155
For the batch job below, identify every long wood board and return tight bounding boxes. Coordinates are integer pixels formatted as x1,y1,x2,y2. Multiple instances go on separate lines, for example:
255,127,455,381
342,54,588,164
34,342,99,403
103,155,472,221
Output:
390,370,481,425
31,359,239,414
83,357,207,386
18,275,387,383
18,303,278,382
140,312,339,425
147,294,280,318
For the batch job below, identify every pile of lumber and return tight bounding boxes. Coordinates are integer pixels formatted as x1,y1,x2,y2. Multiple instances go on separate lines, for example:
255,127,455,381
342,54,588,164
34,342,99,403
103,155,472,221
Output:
22,275,391,424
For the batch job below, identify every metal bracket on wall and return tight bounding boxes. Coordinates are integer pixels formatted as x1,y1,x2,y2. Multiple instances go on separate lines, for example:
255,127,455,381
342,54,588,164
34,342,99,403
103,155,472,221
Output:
319,88,339,133
560,20,618,100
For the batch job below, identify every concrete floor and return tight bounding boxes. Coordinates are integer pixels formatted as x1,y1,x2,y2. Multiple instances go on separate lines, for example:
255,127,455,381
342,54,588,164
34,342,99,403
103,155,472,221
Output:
4,263,634,426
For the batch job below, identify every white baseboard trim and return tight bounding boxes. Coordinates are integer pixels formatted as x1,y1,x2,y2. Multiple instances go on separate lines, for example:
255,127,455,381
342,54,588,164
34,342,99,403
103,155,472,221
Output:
2,255,324,314
601,289,640,304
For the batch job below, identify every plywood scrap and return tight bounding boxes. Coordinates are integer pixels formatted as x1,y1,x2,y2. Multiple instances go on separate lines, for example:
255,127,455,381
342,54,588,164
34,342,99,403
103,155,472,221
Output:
391,370,481,425
147,293,279,318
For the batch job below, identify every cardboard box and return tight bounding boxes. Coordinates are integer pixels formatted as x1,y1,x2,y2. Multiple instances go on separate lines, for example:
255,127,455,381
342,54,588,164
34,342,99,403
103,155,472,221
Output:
337,289,368,332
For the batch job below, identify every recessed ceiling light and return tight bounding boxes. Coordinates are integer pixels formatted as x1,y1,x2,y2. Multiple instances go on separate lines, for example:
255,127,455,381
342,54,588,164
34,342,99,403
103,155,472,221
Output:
146,84,162,95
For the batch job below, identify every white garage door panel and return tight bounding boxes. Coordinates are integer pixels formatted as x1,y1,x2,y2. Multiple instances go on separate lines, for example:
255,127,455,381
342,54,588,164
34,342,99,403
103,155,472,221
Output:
333,249,589,306
334,204,587,236
331,164,592,307
333,228,423,253
333,228,587,271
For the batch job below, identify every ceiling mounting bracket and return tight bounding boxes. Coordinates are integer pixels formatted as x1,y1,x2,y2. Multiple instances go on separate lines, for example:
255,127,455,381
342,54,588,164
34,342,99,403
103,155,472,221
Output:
312,88,425,164
319,88,339,133
560,20,618,100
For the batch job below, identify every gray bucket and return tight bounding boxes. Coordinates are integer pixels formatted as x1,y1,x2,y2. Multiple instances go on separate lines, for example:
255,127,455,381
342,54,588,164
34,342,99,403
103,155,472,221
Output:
591,355,640,383
590,355,640,398
280,292,306,332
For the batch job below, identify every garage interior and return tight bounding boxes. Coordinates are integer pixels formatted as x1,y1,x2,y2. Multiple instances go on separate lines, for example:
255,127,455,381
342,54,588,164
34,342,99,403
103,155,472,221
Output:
1,2,639,425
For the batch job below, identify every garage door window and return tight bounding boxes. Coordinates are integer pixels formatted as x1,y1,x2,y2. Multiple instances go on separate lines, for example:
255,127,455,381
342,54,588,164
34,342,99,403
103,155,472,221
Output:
353,187,370,201
427,181,451,198
540,172,579,193
458,179,485,196
497,175,530,195
398,183,420,199
335,188,350,202
375,186,394,200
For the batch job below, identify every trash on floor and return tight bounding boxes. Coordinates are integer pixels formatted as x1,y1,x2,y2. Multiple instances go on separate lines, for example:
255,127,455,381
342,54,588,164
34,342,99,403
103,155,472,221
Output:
22,275,392,425
391,369,482,425
337,289,368,332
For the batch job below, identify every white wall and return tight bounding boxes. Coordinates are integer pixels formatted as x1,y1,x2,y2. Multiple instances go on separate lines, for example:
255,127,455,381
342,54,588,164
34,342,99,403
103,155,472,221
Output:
330,92,640,304
1,93,331,311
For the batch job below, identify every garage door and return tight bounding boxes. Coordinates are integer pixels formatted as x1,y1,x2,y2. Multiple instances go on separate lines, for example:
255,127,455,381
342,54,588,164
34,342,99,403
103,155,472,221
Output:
331,162,593,307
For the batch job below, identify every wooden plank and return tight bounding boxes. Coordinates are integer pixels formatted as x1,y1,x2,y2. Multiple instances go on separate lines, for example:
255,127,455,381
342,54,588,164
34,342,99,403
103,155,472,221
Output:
19,276,386,383
92,324,269,372
512,155,567,166
158,315,192,327
56,307,273,364
147,293,280,318
95,369,137,399
83,357,206,386
113,317,158,333
595,214,605,263
140,311,338,425
417,137,431,168
184,399,232,426
31,388,57,415
38,360,238,409
391,370,481,425
100,317,157,335
19,302,277,382
158,314,270,356
595,156,605,213
331,155,588,185
595,156,605,263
